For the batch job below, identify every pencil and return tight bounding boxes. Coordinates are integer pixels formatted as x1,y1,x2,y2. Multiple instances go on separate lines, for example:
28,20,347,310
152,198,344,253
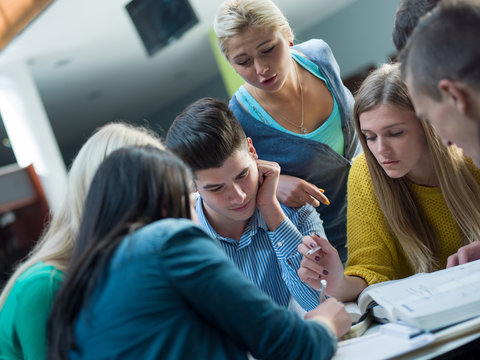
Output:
320,279,327,302
307,245,322,256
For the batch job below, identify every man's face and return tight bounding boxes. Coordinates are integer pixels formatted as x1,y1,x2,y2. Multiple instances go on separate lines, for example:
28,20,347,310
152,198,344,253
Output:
406,74,480,166
195,147,259,230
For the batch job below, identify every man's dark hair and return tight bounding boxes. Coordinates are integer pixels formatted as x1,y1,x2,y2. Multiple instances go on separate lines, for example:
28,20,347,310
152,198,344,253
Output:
392,0,440,52
165,97,247,172
400,0,480,100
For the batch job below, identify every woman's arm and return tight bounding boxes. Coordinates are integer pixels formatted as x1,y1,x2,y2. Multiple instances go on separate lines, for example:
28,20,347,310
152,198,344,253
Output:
160,225,350,360
297,234,367,302
15,269,63,360
267,204,327,311
277,174,329,208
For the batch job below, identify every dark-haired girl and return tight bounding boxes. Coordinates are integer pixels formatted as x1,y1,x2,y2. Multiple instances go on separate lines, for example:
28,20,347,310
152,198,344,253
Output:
48,146,350,360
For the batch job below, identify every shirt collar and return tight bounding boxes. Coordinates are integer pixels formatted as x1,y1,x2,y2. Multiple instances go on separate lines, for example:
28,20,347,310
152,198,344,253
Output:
194,193,269,246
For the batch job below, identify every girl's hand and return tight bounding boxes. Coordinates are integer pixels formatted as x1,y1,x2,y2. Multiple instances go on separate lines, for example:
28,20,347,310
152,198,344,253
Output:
277,175,329,208
297,233,344,296
305,298,351,338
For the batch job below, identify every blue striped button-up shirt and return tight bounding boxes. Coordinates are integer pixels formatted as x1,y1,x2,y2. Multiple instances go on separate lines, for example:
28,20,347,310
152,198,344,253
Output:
195,196,326,311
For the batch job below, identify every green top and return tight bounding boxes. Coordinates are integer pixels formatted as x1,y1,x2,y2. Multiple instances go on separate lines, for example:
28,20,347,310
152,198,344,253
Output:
0,262,64,360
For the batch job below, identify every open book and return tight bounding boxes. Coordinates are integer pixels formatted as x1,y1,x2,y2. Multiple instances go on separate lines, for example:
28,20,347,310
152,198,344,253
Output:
344,259,480,331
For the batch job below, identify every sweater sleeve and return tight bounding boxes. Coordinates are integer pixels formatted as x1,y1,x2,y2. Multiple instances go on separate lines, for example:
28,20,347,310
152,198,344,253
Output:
160,225,337,360
14,269,63,360
344,154,400,285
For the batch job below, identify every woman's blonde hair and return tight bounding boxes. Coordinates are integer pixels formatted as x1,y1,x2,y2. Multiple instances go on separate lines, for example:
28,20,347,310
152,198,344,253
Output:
353,63,480,273
0,122,164,309
214,0,293,59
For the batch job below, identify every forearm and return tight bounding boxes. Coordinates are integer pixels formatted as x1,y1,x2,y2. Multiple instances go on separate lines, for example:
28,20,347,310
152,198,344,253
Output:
282,263,321,311
329,275,367,302
259,200,286,231
269,215,322,311
164,225,335,359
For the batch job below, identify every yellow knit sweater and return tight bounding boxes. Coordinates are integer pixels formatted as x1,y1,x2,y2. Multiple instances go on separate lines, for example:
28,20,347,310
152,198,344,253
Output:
344,153,480,286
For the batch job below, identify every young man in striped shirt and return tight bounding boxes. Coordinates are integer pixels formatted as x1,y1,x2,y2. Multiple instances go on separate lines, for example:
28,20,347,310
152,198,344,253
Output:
166,97,326,312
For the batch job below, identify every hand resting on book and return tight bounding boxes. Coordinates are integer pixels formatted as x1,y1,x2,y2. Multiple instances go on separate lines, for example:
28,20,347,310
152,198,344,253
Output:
305,298,351,338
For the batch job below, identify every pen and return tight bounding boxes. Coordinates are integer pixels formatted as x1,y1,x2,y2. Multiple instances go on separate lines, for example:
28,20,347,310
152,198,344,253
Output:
320,279,327,302
307,245,322,256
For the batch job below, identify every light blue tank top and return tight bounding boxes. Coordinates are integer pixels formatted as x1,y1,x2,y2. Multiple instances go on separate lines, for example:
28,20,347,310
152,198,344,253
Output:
236,50,344,156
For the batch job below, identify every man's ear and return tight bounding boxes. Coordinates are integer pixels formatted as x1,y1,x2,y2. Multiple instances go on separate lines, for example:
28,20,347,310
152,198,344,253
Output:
246,137,258,160
438,79,470,115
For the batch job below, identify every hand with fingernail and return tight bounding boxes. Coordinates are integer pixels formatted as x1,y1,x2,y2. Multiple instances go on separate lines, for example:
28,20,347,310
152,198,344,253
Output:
275,175,330,208
297,233,366,302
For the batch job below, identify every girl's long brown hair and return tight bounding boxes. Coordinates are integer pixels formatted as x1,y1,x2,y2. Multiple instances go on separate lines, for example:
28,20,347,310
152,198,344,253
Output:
353,63,480,272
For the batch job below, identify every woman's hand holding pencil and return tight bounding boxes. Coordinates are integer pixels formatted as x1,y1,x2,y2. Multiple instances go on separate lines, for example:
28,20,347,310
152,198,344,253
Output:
297,233,345,297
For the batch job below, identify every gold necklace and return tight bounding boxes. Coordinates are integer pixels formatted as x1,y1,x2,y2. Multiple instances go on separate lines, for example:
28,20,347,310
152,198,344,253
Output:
254,61,306,134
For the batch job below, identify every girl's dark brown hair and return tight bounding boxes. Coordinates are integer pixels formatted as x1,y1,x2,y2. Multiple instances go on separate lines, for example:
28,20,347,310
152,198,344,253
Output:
47,146,193,359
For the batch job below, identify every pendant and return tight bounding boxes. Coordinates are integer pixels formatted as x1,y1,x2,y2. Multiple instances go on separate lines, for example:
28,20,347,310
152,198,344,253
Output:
301,127,307,134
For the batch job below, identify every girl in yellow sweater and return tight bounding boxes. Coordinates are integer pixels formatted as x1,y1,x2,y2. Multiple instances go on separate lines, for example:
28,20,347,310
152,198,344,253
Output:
297,63,480,302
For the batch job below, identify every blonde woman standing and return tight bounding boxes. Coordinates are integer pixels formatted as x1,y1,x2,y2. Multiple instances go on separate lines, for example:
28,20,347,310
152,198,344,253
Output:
0,123,164,360
214,0,361,263
297,63,480,301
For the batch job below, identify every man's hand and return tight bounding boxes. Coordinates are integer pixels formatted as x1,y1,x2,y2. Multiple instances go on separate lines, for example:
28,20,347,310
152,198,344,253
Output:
255,160,286,231
255,159,282,209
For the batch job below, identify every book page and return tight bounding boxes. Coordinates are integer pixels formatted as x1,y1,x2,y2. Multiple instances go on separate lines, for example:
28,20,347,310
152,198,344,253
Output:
334,325,434,360
366,260,480,329
357,272,428,314
357,281,385,313
344,302,363,323
335,316,480,360
344,277,416,322
340,315,373,340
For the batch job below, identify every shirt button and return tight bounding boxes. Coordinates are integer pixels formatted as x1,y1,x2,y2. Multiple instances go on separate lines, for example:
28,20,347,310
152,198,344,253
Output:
277,241,283,247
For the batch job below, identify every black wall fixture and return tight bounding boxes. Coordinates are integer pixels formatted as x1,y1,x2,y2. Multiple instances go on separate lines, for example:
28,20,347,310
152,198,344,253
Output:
126,0,199,56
